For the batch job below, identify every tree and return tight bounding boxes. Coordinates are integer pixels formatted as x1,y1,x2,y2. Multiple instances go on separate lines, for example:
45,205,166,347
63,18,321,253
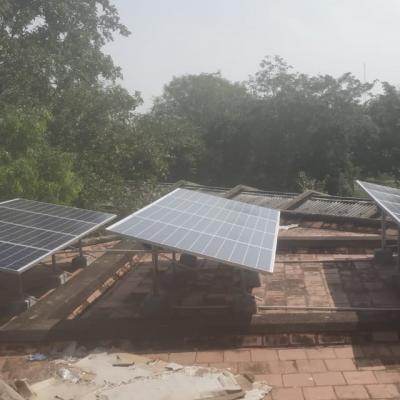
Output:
0,0,130,106
361,83,400,180
0,0,150,209
0,105,80,202
154,73,253,185
153,57,379,196
246,56,373,194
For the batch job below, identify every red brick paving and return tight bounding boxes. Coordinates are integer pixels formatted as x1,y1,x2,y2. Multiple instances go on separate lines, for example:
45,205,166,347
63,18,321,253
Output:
325,358,357,371
374,370,400,383
263,360,297,374
334,384,370,399
313,372,346,386
148,342,400,399
306,347,336,360
255,373,283,387
278,348,307,360
195,351,223,363
366,383,400,398
303,386,336,400
251,348,279,361
343,370,378,384
272,387,304,400
334,346,364,359
224,349,251,362
296,359,326,373
282,373,314,387
168,351,196,364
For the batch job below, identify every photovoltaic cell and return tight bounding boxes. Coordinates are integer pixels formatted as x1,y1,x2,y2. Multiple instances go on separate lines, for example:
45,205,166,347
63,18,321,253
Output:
107,188,280,273
0,198,116,274
357,180,400,225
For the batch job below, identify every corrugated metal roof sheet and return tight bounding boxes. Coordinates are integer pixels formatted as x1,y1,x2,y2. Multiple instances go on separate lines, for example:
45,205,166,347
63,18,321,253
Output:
295,196,377,218
160,181,378,219
234,192,295,209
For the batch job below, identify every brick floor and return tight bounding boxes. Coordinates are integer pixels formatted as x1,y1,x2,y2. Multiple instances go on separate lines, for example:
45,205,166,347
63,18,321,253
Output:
334,384,370,399
334,346,364,359
303,386,336,400
263,360,298,374
343,370,378,384
366,383,400,398
296,359,326,373
374,370,400,383
168,352,196,365
159,343,400,399
306,347,336,360
251,348,279,362
313,372,346,386
272,387,304,400
362,344,393,358
254,373,283,387
223,349,251,362
282,373,314,387
325,358,357,371
278,349,307,360
260,257,400,312
195,351,223,363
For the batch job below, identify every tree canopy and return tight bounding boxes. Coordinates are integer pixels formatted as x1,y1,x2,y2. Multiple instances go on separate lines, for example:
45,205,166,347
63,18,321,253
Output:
154,57,400,196
0,0,197,210
2,2,400,211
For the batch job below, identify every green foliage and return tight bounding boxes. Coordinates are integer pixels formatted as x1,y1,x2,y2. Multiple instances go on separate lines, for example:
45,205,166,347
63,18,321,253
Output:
0,106,81,202
154,57,378,196
1,0,165,211
3,0,400,209
154,73,254,185
296,172,325,193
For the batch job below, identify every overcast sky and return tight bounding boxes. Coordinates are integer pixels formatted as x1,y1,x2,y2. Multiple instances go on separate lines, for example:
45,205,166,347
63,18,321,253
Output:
106,0,400,109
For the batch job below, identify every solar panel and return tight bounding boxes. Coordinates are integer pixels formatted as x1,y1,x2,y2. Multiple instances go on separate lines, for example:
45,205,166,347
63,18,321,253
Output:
107,188,280,273
0,198,116,274
357,180,400,224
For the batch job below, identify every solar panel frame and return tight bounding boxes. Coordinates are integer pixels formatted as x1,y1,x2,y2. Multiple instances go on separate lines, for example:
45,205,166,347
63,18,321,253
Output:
357,180,400,224
0,198,116,274
107,188,280,273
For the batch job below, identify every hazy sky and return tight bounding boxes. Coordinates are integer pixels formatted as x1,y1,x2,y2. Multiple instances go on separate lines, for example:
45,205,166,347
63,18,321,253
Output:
106,0,400,109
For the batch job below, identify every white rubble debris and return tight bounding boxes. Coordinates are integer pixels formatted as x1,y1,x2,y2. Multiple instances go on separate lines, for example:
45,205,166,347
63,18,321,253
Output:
279,224,299,230
29,351,271,400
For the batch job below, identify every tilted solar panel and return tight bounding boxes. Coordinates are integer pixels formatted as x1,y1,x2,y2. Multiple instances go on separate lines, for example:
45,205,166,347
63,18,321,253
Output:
107,188,280,273
357,180,400,224
0,198,116,274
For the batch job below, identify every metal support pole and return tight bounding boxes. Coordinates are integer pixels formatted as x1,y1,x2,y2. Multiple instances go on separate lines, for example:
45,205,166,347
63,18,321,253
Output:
52,254,57,273
152,248,159,295
79,239,84,258
381,213,387,250
172,251,176,274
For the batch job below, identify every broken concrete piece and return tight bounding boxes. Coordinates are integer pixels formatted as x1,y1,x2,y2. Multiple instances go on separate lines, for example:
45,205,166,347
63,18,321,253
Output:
30,352,272,400
279,224,299,230
58,367,81,384
165,362,184,371
13,379,33,399
0,379,25,400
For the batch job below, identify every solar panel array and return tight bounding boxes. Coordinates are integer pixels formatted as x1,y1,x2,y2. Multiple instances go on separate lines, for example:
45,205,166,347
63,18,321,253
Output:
0,198,116,274
108,188,280,273
357,180,400,225
357,181,400,224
